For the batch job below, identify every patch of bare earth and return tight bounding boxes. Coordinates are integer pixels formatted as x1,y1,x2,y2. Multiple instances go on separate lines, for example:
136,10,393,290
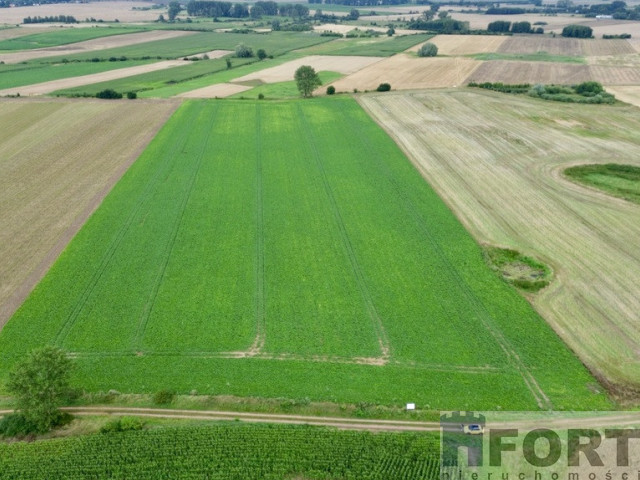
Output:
422,35,507,55
467,60,591,85
0,97,179,328
326,55,481,92
0,30,196,64
232,55,384,84
178,82,252,98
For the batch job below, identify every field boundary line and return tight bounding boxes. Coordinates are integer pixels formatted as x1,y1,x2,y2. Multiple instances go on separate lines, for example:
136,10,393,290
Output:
53,103,202,347
66,349,504,373
295,104,390,362
132,104,216,350
354,96,551,409
248,103,266,356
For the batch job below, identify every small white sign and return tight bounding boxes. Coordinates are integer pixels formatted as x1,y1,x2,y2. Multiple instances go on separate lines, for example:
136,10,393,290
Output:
406,403,416,410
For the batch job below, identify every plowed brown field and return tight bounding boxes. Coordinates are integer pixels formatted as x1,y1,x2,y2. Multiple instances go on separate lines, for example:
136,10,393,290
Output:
467,60,591,85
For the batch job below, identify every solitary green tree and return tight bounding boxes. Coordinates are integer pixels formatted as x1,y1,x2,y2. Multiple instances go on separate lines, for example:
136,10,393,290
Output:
7,346,73,433
168,1,181,22
294,65,322,98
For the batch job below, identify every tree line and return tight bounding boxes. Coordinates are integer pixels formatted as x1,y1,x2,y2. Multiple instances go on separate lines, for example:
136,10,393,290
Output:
23,15,77,23
186,0,308,18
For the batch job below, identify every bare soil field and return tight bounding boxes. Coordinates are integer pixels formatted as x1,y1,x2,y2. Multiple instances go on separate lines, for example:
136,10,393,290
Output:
415,34,507,55
588,54,640,67
0,1,161,25
0,30,195,64
467,60,591,84
604,85,640,107
498,37,584,56
590,65,640,85
327,55,481,92
232,55,384,84
177,82,252,98
581,38,636,56
0,59,191,96
360,89,640,394
589,20,640,39
448,12,575,31
0,97,178,327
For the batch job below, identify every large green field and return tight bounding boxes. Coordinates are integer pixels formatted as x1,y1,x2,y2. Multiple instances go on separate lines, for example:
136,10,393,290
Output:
0,422,439,479
0,27,144,51
0,97,609,411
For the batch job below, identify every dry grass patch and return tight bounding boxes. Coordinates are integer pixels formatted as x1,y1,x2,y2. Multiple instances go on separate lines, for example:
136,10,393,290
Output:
327,55,481,92
0,1,161,24
604,85,640,107
0,30,196,64
467,60,591,85
231,55,383,84
360,89,640,395
415,35,507,55
0,98,178,326
177,82,252,98
498,37,584,56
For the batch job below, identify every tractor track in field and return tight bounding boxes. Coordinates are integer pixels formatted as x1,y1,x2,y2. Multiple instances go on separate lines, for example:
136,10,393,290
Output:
132,105,216,349
248,103,266,357
352,98,551,410
296,104,391,362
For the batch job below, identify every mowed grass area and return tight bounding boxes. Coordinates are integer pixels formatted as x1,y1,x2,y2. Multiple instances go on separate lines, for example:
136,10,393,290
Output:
0,98,608,410
361,90,640,396
471,52,586,64
0,423,439,480
0,27,144,51
564,163,640,204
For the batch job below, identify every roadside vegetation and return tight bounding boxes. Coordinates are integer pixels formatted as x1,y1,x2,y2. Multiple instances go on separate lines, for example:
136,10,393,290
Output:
564,164,640,204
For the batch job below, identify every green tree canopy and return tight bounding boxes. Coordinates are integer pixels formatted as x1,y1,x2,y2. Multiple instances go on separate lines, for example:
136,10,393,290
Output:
294,65,322,98
7,346,73,433
168,1,182,21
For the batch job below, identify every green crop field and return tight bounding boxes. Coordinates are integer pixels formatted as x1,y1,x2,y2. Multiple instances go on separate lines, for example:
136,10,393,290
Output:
0,60,152,90
0,27,144,51
34,31,334,64
0,422,440,479
0,98,609,411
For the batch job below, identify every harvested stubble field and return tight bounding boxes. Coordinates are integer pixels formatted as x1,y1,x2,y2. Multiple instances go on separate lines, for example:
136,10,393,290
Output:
420,35,507,56
0,1,162,24
466,60,591,85
0,30,195,64
0,98,608,410
327,55,481,92
590,65,640,85
497,37,635,57
360,89,640,396
604,85,640,107
0,98,178,327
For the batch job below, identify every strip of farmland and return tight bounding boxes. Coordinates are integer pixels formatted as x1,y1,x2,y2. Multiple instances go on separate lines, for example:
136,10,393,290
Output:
0,98,609,410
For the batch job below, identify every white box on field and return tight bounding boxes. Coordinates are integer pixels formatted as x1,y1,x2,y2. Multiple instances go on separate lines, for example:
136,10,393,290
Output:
406,403,416,410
